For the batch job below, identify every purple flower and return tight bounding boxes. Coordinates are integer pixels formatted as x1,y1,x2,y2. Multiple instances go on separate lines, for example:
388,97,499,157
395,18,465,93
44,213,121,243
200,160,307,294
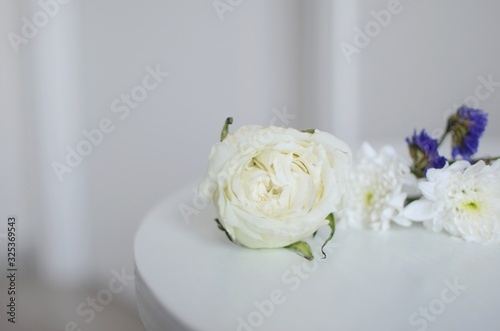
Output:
449,106,488,161
406,129,447,178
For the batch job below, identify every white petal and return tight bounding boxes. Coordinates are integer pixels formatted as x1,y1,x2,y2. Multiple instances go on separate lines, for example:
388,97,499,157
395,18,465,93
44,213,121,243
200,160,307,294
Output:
464,160,484,176
393,215,411,227
404,200,435,221
198,176,216,202
448,160,470,173
418,181,436,200
359,142,377,159
380,145,397,156
388,192,406,208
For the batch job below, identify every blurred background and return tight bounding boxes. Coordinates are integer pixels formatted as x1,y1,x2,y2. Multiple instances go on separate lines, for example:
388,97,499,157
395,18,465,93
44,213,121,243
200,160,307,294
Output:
1,0,499,330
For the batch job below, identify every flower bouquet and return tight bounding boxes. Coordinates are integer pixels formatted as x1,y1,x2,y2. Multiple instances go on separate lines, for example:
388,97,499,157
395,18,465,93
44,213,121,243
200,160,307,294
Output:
404,106,500,243
199,106,500,259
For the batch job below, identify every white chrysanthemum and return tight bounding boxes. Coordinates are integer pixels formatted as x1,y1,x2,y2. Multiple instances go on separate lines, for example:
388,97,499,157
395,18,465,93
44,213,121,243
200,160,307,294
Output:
404,160,500,243
341,143,411,231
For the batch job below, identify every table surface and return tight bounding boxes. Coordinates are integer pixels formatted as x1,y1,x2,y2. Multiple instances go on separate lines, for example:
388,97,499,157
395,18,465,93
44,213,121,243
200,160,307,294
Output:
134,182,500,331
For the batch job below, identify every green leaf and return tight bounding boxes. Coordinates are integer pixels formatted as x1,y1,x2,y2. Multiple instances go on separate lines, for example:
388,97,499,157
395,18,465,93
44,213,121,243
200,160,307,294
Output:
301,129,316,134
220,117,233,142
320,213,336,259
285,241,314,261
214,218,236,244
312,230,318,238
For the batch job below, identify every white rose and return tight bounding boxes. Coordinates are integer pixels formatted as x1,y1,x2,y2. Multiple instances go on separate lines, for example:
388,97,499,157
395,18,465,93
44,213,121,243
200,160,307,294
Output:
199,125,351,249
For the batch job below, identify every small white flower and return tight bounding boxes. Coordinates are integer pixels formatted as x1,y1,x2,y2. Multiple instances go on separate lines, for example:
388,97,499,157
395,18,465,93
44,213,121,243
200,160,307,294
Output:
404,160,500,243
341,143,411,231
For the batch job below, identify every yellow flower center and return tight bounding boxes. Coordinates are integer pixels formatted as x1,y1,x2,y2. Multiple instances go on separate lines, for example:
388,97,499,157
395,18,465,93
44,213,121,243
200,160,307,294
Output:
364,192,374,206
460,200,482,213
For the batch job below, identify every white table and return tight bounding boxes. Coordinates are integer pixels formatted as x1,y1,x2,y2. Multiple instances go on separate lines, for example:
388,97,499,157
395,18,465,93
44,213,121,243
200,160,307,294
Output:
134,183,500,331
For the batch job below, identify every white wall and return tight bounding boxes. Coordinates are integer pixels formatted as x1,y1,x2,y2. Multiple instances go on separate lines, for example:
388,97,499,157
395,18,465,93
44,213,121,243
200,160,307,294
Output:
333,0,500,150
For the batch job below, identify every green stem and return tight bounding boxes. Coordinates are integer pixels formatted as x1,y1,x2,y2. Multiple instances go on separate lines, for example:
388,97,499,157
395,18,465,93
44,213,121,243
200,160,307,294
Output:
437,130,449,147
472,156,500,165
220,117,233,142
438,116,456,147
449,156,500,166
320,213,336,259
